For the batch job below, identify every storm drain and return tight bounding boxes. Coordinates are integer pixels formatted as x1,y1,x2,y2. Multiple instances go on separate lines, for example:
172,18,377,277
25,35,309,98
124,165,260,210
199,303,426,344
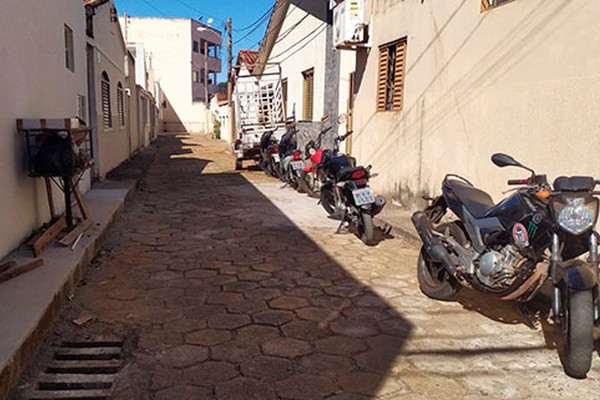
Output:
25,339,124,400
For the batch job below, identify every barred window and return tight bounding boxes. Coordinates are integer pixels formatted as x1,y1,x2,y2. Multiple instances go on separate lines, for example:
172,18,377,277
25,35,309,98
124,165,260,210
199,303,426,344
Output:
117,82,125,126
377,38,407,112
101,72,112,129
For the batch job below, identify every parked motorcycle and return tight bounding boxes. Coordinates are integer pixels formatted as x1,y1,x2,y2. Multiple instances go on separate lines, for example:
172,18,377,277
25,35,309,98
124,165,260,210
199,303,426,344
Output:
297,125,332,197
258,130,281,178
278,128,304,191
412,153,600,378
318,139,386,245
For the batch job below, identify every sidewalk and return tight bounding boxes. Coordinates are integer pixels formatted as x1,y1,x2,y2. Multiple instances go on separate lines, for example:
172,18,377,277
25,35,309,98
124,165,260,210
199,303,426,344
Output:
0,144,157,399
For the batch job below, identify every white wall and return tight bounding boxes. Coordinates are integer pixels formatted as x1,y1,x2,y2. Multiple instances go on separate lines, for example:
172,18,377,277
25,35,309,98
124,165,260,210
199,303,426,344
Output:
0,0,88,258
266,2,329,121
353,0,600,207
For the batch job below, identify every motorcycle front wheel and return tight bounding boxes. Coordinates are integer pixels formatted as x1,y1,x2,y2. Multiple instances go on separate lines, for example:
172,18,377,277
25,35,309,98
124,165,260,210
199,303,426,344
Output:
562,288,594,379
417,222,464,300
320,187,337,216
300,171,319,198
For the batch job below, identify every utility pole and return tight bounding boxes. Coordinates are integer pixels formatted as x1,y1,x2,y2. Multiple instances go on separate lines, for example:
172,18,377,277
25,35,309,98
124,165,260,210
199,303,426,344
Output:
227,17,234,143
204,40,209,134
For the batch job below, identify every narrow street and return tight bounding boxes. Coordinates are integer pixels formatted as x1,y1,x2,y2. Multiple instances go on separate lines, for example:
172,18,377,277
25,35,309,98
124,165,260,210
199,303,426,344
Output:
12,134,599,399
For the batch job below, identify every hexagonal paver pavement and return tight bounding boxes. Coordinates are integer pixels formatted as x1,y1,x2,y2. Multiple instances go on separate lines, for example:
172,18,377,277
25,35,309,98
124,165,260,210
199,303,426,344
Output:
14,134,600,400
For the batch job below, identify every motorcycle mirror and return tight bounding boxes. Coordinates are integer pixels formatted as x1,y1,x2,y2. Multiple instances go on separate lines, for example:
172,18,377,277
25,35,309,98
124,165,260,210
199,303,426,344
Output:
491,153,536,175
337,113,347,125
491,153,520,168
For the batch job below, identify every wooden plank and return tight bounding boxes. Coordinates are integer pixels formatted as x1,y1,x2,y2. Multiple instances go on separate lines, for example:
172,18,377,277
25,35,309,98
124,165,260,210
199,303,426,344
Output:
32,216,67,257
44,177,56,219
0,261,16,274
0,259,44,284
72,179,90,220
26,389,112,399
59,220,92,247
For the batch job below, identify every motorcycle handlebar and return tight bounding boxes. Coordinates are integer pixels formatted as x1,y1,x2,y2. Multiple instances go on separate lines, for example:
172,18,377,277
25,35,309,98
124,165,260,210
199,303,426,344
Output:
507,179,527,186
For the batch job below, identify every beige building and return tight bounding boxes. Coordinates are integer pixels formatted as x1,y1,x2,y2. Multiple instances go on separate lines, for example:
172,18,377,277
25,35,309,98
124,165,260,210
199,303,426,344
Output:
85,0,132,178
350,0,600,208
121,16,222,133
0,0,157,261
0,0,89,259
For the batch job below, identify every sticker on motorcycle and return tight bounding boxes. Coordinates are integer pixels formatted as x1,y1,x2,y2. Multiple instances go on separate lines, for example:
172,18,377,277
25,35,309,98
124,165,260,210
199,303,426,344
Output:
272,153,280,163
512,223,529,248
291,161,304,171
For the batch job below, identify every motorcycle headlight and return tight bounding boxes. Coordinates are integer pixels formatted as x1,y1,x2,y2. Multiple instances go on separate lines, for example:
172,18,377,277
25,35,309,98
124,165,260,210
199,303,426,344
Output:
554,197,598,235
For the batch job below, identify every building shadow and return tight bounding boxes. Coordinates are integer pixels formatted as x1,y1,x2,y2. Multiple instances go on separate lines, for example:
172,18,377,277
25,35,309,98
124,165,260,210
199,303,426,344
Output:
14,134,414,400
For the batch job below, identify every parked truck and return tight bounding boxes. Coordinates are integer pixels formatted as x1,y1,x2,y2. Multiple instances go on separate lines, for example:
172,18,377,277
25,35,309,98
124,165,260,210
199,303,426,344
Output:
232,63,288,170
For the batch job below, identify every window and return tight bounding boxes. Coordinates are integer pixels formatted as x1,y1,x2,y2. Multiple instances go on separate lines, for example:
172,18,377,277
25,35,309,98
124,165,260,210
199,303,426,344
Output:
141,96,149,125
101,72,112,129
193,40,199,53
481,0,513,11
77,94,87,123
377,38,407,112
193,70,199,83
302,68,314,120
64,25,74,72
117,83,125,126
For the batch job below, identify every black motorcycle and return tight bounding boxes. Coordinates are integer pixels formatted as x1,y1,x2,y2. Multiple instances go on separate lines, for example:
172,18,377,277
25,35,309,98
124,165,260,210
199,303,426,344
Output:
277,128,303,191
258,130,281,178
412,153,599,378
319,142,386,245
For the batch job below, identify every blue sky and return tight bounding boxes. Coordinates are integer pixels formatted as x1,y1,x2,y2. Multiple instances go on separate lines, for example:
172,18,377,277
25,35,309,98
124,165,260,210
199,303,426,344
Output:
114,0,275,82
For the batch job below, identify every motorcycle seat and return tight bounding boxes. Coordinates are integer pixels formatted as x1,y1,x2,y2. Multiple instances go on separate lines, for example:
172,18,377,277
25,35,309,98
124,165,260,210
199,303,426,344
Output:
335,165,367,182
445,179,495,218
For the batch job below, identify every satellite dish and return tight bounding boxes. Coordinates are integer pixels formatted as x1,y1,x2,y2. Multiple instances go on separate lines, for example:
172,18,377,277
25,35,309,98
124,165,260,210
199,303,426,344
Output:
207,17,214,25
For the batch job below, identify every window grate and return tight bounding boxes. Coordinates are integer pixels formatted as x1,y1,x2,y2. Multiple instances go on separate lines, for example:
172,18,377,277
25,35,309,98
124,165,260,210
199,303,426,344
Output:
101,73,112,129
377,38,407,112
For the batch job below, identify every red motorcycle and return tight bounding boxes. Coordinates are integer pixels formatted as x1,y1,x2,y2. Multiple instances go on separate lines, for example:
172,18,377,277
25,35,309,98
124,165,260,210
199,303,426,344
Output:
297,125,332,197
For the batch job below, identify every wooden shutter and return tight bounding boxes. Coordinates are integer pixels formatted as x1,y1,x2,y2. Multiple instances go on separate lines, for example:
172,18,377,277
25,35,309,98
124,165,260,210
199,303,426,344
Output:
101,78,111,129
117,85,125,126
377,47,388,111
392,39,407,111
302,69,314,120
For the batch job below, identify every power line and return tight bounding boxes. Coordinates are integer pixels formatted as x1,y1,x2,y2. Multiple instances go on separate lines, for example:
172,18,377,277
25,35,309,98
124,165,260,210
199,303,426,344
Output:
140,0,167,17
172,0,222,26
233,12,271,45
234,6,274,32
270,22,327,59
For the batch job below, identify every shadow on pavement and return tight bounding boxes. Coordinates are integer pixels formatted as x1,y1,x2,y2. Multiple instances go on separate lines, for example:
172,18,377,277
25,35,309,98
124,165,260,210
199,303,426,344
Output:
19,135,414,400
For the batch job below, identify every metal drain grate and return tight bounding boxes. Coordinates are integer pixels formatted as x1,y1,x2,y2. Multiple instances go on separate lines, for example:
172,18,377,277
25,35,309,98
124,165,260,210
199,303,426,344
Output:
26,339,123,400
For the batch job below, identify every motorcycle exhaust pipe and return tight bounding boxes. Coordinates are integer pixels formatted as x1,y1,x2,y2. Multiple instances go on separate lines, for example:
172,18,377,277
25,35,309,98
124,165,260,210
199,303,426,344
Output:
411,211,456,274
372,195,386,215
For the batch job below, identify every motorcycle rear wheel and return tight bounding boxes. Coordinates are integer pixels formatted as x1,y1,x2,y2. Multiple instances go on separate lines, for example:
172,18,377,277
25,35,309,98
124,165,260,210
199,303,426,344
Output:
562,288,594,379
417,222,464,300
358,212,374,245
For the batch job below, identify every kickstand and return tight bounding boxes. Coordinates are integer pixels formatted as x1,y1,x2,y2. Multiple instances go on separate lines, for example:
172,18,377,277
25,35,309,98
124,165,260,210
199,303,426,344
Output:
517,303,539,330
335,210,348,234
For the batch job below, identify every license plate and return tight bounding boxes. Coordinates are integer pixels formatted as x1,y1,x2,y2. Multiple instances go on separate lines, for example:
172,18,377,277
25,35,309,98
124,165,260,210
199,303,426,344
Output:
291,161,304,171
352,187,375,206
272,153,280,163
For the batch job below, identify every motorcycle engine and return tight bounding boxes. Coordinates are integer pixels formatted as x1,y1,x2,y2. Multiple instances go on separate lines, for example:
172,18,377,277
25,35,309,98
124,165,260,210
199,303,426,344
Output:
476,245,520,288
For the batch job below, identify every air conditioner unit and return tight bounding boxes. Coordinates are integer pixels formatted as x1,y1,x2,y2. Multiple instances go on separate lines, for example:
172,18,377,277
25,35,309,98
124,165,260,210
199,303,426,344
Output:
333,0,368,49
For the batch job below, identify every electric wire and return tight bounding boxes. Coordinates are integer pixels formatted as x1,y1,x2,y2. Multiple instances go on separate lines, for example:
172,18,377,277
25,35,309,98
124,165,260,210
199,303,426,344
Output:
139,0,168,17
234,6,275,32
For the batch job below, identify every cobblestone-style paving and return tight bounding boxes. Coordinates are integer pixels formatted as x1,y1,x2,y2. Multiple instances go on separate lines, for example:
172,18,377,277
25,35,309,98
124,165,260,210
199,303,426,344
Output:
12,134,600,399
